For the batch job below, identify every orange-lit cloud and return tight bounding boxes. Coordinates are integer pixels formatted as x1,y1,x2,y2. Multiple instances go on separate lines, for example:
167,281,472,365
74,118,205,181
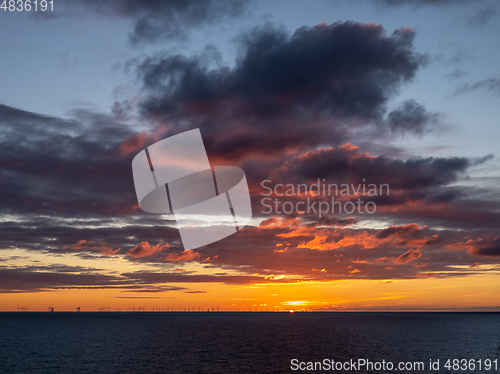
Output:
393,249,422,264
165,250,200,262
127,241,170,258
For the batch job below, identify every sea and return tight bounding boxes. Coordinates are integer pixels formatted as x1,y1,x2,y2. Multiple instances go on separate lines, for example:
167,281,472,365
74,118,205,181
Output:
0,312,499,373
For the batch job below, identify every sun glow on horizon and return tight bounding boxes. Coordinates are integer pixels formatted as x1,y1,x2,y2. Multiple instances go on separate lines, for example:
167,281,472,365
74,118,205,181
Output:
2,273,500,312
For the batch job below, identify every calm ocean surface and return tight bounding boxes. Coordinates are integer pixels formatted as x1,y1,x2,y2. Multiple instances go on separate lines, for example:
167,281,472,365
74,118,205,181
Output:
0,312,499,373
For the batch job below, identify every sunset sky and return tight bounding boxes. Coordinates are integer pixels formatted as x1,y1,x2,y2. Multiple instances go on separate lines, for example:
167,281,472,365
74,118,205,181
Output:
1,0,499,312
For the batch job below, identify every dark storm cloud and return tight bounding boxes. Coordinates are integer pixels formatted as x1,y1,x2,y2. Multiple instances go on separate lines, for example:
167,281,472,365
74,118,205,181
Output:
378,197,500,231
138,21,426,116
0,104,190,260
55,0,251,43
0,104,139,217
271,143,492,190
134,21,430,157
473,239,500,257
463,237,500,257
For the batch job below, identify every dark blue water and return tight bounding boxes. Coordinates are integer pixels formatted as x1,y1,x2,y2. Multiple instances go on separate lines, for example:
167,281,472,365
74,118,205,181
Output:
0,312,499,373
